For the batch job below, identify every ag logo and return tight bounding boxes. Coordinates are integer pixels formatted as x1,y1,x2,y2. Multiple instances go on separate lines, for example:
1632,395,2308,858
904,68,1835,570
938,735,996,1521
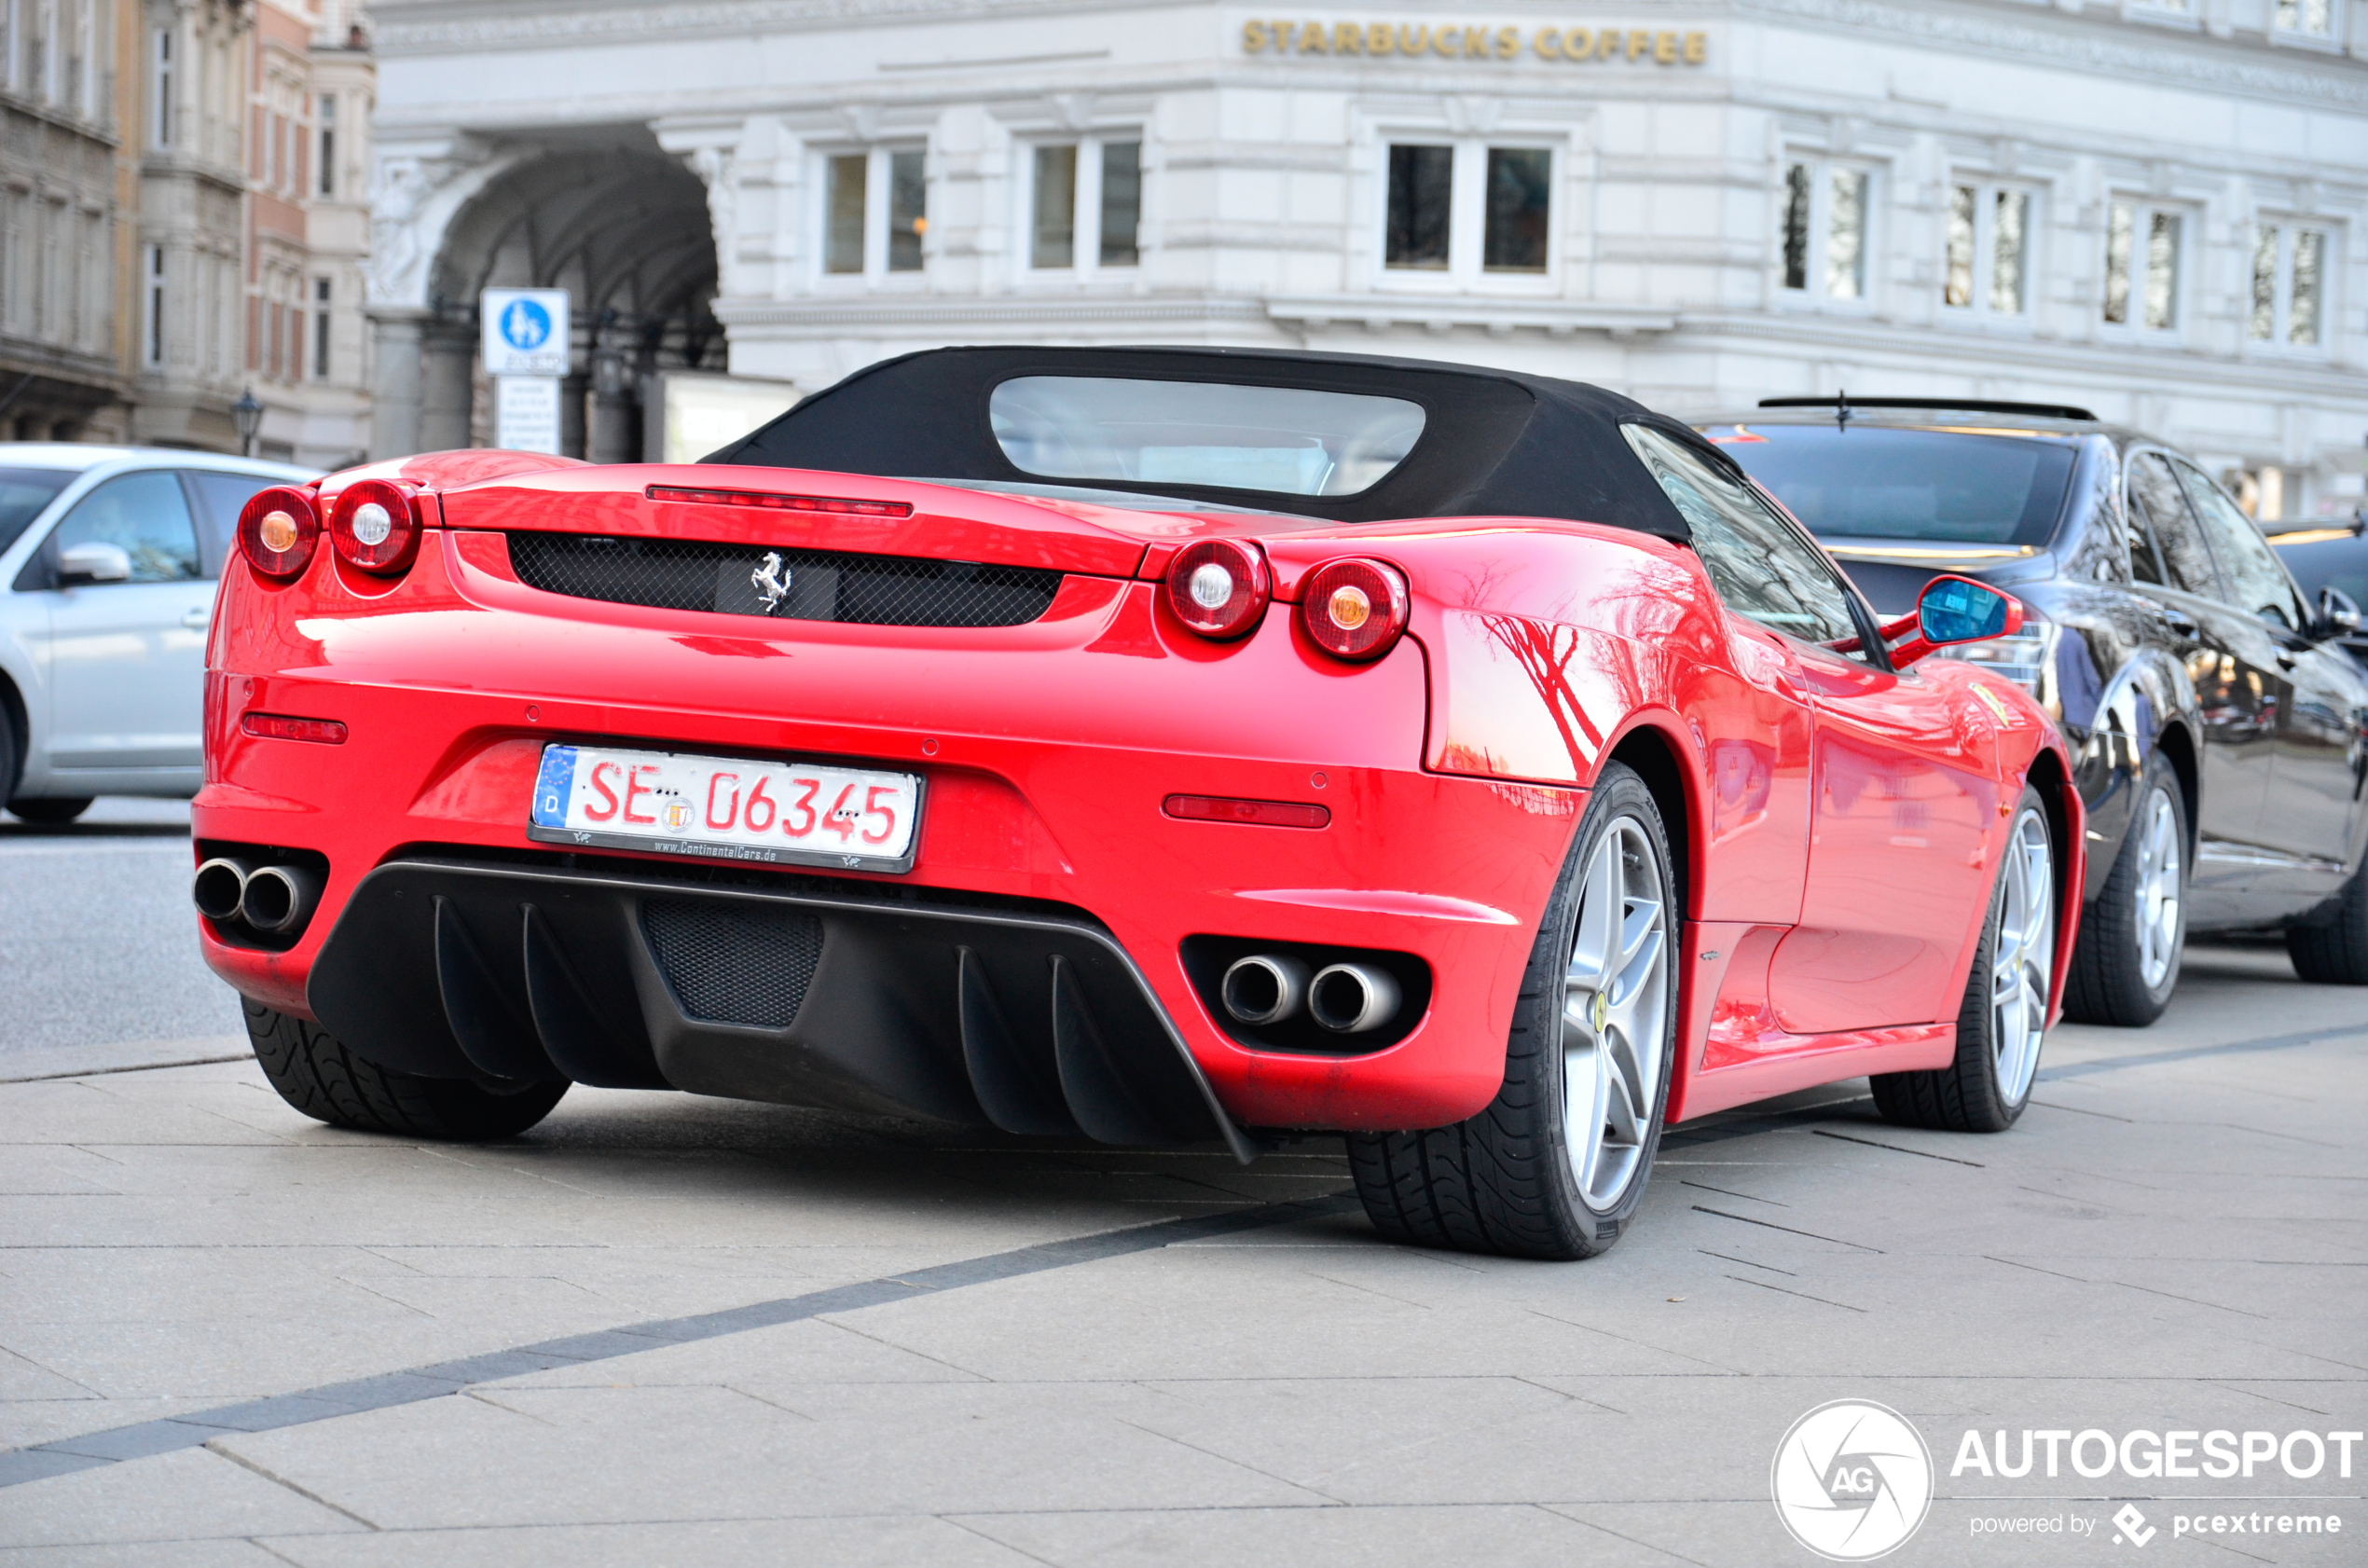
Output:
1770,1400,1933,1561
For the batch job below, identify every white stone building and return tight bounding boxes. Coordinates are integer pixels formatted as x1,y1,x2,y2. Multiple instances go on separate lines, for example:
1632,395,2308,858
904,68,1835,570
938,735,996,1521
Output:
365,0,2368,519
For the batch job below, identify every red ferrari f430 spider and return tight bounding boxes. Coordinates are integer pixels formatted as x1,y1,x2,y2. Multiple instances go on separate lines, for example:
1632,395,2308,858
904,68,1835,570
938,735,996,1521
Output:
195,348,2080,1259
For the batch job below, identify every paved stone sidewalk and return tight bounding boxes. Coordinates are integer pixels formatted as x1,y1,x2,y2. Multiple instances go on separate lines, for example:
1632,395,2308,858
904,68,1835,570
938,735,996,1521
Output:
0,942,2361,1566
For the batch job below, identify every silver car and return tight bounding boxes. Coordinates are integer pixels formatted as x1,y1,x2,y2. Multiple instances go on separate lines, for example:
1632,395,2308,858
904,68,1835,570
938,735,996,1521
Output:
0,446,316,822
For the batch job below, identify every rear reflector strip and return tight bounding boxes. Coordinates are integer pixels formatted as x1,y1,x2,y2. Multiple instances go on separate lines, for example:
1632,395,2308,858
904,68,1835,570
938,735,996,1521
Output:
645,486,913,519
1163,794,1329,830
241,713,349,745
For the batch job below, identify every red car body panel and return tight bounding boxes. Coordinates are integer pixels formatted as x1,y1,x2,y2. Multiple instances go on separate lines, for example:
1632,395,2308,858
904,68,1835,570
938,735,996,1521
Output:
197,450,2082,1139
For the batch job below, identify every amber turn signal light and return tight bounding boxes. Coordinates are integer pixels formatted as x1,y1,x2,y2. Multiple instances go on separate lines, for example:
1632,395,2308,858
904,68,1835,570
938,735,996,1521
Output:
236,486,322,580
1300,557,1410,662
1164,539,1271,640
328,478,422,575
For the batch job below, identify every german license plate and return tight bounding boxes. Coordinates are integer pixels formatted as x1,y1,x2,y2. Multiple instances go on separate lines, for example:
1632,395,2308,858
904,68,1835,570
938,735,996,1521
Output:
528,743,923,873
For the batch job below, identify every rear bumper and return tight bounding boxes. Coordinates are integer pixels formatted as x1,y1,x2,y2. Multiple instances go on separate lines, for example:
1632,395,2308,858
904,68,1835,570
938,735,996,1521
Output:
304,855,1257,1160
197,533,1583,1135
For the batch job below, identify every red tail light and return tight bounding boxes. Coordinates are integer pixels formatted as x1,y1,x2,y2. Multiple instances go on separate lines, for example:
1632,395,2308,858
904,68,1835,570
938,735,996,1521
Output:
237,487,321,579
241,712,349,744
1163,540,1271,640
1300,558,1410,662
328,478,421,574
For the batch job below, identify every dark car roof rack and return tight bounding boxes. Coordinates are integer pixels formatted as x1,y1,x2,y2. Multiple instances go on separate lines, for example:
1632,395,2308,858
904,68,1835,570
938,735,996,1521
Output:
1756,396,2100,422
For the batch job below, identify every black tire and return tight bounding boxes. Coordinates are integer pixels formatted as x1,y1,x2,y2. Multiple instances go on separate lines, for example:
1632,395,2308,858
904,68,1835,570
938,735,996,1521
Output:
2061,751,2186,1026
1874,787,2056,1134
243,999,569,1140
2287,860,2368,984
1347,762,1679,1260
7,796,90,824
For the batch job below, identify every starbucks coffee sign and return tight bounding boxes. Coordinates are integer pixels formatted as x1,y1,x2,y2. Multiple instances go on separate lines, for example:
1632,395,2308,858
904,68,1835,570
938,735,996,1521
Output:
1242,19,1710,63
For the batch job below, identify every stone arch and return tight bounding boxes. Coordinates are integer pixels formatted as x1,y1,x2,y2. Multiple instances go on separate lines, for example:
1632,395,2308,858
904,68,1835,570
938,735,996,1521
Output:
376,131,723,460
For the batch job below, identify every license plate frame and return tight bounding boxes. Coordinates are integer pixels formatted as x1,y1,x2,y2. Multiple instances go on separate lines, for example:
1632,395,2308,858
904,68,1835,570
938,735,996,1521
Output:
527,742,925,874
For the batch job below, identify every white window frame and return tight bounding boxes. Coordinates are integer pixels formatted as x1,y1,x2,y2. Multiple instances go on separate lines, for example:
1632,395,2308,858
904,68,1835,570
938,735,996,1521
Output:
2270,0,2344,49
317,94,336,198
1776,155,1880,312
150,27,172,149
1015,132,1144,284
2247,219,2336,355
2123,0,2201,31
1942,178,2041,325
1369,136,1561,294
144,242,164,366
808,144,929,288
2100,197,2192,339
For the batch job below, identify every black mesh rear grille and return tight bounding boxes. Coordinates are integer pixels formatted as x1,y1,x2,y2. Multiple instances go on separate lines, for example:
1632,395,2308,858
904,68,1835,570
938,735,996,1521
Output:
641,900,823,1029
508,531,1062,627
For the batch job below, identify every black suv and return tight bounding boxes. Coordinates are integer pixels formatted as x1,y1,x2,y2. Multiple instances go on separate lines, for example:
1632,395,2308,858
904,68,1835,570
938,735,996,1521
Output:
1698,398,2368,1024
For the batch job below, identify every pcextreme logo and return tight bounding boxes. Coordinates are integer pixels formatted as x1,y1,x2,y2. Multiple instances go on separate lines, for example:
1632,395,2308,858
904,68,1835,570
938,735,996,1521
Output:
1772,1400,1934,1561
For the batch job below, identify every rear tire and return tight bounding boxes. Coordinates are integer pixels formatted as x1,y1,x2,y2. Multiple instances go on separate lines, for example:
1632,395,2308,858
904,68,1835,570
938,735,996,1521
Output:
1347,763,1678,1260
2061,752,2185,1026
243,1000,568,1140
2286,860,2368,984
1874,788,2056,1133
7,796,91,824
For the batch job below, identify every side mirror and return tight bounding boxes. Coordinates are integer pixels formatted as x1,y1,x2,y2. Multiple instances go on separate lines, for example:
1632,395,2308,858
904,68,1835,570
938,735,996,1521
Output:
1890,574,2025,667
2320,585,2362,640
58,541,132,585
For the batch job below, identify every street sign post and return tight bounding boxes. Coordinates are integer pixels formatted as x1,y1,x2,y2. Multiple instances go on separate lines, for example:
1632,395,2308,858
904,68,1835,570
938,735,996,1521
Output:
481,289,571,377
483,288,571,454
496,376,562,456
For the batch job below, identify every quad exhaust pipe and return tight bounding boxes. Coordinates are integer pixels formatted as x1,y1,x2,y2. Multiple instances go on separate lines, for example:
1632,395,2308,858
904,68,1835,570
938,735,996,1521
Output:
194,857,323,938
1219,953,1403,1035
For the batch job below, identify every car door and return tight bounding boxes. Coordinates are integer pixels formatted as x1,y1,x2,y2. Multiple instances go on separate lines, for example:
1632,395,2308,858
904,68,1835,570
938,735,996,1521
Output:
2172,460,2366,887
22,468,213,778
2125,451,2280,887
1623,427,1991,1034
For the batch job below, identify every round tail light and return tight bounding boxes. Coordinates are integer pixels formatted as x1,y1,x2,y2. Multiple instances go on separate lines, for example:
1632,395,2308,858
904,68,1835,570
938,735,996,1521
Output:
328,478,421,574
1300,557,1411,662
1163,540,1272,640
237,486,321,579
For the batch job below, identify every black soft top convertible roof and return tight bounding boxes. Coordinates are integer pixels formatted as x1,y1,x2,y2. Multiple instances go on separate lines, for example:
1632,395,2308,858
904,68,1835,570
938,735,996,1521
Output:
706,345,1698,542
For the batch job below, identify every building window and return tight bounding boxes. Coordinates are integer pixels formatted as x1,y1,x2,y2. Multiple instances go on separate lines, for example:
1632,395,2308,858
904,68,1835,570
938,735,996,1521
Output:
1944,184,2033,317
312,278,330,377
318,95,335,196
888,148,926,272
2275,0,2336,38
2103,201,2183,332
145,244,164,364
1780,159,1871,300
819,146,929,279
151,29,172,148
2250,224,2329,348
1382,141,1553,282
1027,137,1140,272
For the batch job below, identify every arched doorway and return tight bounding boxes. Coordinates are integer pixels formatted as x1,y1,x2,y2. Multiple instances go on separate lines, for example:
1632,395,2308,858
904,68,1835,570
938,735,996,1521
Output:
397,134,722,461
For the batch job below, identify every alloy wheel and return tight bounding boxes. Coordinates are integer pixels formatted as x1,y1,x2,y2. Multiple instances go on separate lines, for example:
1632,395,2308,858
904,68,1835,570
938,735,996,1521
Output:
1562,816,1670,1210
1989,805,2056,1107
2134,787,2182,991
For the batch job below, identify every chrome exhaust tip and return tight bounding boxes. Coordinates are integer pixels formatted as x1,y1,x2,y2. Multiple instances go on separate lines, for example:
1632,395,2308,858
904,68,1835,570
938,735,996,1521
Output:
240,863,322,936
192,858,254,924
1219,954,1311,1026
1309,962,1403,1035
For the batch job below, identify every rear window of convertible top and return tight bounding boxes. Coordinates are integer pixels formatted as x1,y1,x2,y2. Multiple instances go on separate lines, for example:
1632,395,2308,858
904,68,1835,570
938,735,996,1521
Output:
988,376,1427,498
1700,422,2080,548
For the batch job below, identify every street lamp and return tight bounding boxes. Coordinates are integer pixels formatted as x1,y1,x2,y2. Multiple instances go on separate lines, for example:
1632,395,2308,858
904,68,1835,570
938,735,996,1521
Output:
231,388,263,457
